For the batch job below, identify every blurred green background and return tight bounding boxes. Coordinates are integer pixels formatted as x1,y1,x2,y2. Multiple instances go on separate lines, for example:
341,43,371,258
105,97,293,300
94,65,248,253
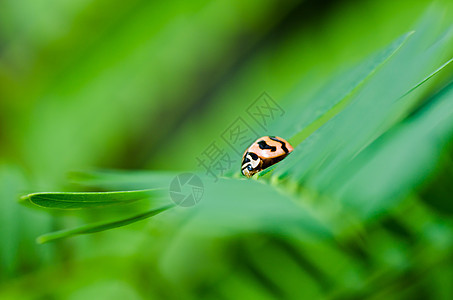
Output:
1,0,453,299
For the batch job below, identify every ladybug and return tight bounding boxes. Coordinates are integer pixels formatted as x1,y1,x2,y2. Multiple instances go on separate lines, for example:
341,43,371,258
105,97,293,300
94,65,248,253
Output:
241,136,294,178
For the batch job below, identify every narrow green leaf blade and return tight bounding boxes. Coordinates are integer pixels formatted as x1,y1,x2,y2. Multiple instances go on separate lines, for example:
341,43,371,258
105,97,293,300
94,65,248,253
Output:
37,204,174,244
398,56,453,100
272,31,413,143
273,17,453,188
21,189,165,209
336,81,453,217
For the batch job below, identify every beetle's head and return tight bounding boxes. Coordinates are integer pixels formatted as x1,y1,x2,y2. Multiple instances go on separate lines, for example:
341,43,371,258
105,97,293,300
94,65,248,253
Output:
241,152,262,178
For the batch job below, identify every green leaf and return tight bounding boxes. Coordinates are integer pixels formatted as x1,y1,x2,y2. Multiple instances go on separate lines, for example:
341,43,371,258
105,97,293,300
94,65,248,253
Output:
335,81,453,217
37,204,174,244
272,18,453,193
21,189,165,209
68,171,333,238
278,31,414,146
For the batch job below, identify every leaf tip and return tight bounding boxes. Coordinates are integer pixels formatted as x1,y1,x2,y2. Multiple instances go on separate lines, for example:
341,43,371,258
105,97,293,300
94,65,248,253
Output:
36,235,48,244
19,194,30,202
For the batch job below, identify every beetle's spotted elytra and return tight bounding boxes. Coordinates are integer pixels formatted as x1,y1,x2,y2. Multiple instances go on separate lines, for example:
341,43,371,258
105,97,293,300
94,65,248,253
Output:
241,136,293,178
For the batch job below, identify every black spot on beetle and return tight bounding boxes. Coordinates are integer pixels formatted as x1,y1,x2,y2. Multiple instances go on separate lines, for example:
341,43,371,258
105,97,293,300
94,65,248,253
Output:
249,152,259,160
258,140,276,151
269,136,289,153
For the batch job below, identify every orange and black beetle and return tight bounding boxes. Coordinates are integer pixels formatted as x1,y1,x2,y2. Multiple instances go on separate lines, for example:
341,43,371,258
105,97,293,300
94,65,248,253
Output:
241,136,293,178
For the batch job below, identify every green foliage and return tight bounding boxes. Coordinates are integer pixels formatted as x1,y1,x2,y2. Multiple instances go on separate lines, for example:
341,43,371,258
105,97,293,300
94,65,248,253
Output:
2,0,453,299
21,189,165,209
37,204,173,244
24,14,453,245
